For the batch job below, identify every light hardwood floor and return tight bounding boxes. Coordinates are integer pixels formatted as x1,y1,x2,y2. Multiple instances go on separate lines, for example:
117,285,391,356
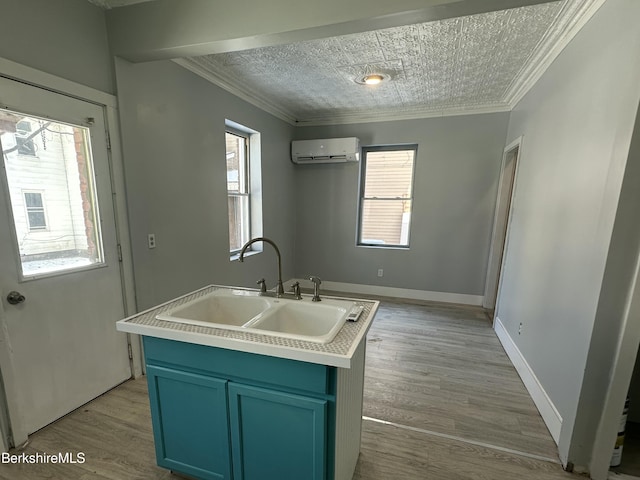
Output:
0,298,579,480
363,299,559,460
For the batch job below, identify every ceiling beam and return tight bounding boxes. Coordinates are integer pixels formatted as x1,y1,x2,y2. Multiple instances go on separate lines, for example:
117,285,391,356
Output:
107,0,558,62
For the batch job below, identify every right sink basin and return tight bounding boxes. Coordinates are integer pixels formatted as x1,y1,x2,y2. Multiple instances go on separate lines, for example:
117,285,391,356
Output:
246,299,353,344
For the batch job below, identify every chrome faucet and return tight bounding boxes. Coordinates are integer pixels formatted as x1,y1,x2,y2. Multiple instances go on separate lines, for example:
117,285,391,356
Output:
239,237,285,296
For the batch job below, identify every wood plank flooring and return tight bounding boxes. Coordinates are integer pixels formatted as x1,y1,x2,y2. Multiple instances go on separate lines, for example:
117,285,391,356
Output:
0,297,579,479
363,299,560,460
0,379,171,480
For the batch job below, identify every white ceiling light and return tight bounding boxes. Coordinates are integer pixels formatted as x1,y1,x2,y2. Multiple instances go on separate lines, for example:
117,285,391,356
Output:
357,73,389,85
354,64,392,86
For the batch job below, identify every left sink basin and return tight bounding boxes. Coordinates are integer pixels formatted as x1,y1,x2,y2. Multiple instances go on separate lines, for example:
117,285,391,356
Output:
156,290,271,329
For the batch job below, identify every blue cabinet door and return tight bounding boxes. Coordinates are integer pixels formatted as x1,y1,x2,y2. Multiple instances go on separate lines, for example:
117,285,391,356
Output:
229,383,327,480
146,365,232,480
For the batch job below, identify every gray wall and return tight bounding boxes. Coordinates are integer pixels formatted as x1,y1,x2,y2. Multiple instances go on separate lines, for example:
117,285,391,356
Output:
0,0,113,94
497,0,640,462
569,97,640,466
115,59,296,310
293,113,509,296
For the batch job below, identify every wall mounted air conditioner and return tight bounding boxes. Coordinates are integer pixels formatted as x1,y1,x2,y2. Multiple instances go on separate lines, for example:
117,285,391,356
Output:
291,137,360,164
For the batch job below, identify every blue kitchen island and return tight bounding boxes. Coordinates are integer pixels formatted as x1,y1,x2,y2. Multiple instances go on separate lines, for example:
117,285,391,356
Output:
117,285,378,480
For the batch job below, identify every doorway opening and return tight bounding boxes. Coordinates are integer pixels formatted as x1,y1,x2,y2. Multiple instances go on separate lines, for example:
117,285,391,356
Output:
483,137,522,317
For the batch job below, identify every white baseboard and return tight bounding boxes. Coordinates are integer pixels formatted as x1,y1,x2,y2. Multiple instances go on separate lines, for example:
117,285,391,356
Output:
289,279,483,306
494,316,562,444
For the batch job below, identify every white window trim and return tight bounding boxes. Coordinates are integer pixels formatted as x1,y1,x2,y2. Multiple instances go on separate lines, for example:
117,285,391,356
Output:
226,129,251,255
225,120,263,259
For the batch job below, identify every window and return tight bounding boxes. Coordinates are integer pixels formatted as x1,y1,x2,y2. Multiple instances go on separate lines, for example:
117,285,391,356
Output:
227,121,266,256
225,120,262,256
16,120,37,156
2,109,105,278
358,145,417,248
226,131,250,252
24,191,47,231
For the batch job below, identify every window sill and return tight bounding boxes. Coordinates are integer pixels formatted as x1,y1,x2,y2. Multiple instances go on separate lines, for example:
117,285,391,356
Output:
356,244,410,250
230,250,261,262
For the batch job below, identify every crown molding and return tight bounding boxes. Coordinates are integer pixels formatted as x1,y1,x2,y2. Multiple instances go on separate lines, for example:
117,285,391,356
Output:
173,57,299,125
294,103,512,126
503,0,606,108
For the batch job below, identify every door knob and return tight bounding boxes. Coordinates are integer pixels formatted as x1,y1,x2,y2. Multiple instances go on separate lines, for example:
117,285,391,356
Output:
7,291,25,305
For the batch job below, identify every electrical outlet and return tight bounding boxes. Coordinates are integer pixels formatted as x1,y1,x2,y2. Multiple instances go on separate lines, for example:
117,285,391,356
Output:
377,269,384,277
518,322,523,335
148,233,156,249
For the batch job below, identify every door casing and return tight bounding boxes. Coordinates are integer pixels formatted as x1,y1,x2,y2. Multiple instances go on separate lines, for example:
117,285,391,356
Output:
484,136,523,317
0,57,140,449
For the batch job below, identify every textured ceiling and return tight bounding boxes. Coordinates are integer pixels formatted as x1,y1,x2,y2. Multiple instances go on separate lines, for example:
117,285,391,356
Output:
89,0,601,125
177,0,600,125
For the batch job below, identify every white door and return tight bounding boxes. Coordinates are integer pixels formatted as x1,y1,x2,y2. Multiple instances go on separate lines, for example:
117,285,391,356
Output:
0,77,131,442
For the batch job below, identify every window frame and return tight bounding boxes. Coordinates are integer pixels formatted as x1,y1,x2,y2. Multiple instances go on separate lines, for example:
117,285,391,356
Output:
357,144,418,249
226,127,252,255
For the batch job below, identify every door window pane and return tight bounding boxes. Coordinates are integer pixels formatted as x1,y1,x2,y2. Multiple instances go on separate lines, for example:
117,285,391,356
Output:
0,109,105,278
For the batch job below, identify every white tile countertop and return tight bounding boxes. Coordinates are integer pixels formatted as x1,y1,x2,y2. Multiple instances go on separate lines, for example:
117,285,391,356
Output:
116,285,379,368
